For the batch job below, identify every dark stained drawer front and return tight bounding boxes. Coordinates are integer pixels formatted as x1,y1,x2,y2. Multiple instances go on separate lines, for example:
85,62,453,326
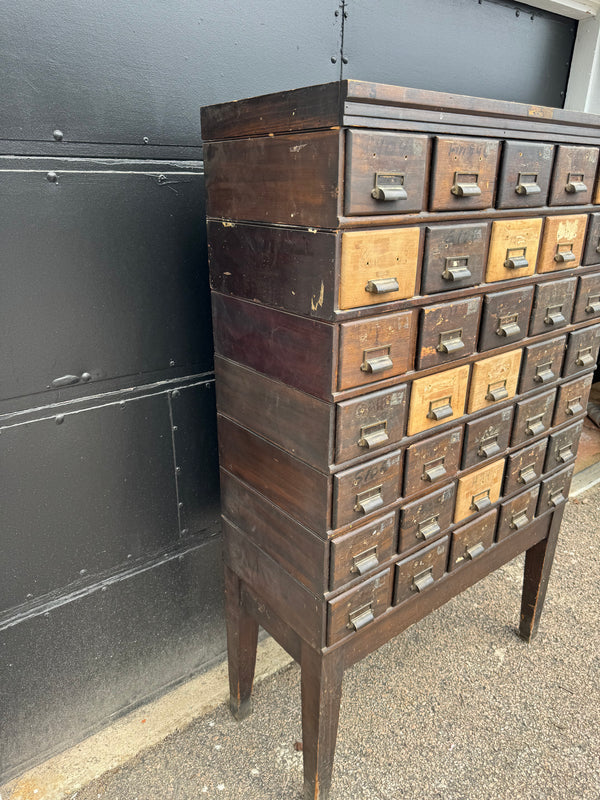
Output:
462,406,514,469
496,141,554,209
562,324,600,378
496,485,540,542
345,130,430,216
537,465,575,515
537,214,587,273
553,373,593,427
581,213,600,266
511,389,556,446
407,365,470,436
327,568,392,646
448,509,498,571
403,426,463,497
329,512,397,592
478,286,534,352
421,222,489,294
544,420,584,472
333,451,402,530
393,536,449,606
572,272,600,323
416,297,481,370
484,218,542,283
454,459,505,524
528,277,577,336
504,438,548,496
398,483,457,554
335,384,408,464
548,145,599,206
430,137,500,212
338,311,414,391
519,336,566,393
468,349,522,414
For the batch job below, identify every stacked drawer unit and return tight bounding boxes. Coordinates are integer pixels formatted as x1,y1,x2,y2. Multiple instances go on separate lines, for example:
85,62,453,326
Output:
202,81,600,800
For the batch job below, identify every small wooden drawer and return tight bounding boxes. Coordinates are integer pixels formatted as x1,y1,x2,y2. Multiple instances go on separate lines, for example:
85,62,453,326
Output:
327,568,392,645
393,536,449,605
553,373,593,426
416,297,481,370
572,272,600,323
519,336,566,393
339,228,420,310
448,509,498,571
430,136,500,211
332,451,402,530
496,141,554,209
484,218,543,282
536,464,575,515
504,438,548,496
329,512,397,592
581,213,600,265
528,277,577,336
478,286,534,352
335,384,408,464
544,420,584,472
338,310,414,391
403,426,463,497
549,145,599,206
511,389,556,446
537,214,587,273
398,483,457,554
496,485,540,542
454,459,505,524
468,349,522,414
407,365,470,436
462,406,514,469
421,222,489,294
562,324,600,378
344,130,430,216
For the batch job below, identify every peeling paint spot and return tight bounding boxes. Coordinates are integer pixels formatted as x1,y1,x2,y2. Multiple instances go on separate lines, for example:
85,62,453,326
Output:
290,143,308,153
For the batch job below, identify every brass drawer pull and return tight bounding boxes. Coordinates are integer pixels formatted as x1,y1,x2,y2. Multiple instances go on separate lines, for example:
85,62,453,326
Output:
478,435,500,459
534,362,554,384
486,380,508,402
526,414,546,437
437,328,465,354
412,567,435,593
347,603,375,631
361,346,393,374
354,486,384,515
422,457,447,482
549,489,565,508
365,277,400,294
471,489,491,512
515,173,541,195
358,420,389,449
451,172,481,197
442,256,471,282
496,313,520,338
576,347,595,367
566,396,583,416
565,173,587,194
518,464,538,484
554,243,576,263
510,510,530,530
351,547,379,576
544,305,565,326
586,294,600,314
504,247,528,270
371,172,407,202
417,515,441,541
557,443,574,463
427,396,453,421
465,542,485,560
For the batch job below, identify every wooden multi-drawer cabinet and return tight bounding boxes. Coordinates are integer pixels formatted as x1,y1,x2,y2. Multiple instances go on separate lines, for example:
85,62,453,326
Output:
201,81,600,799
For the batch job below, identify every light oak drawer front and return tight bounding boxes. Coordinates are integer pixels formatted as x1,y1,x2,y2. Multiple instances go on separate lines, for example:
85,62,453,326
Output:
582,213,600,265
537,214,587,273
544,420,584,472
339,228,420,310
416,297,481,370
329,512,397,592
484,218,542,282
332,451,402,530
327,568,392,646
468,349,522,414
403,426,464,497
549,145,599,206
496,485,540,542
462,406,514,469
528,277,576,336
572,272,600,323
335,384,408,464
511,389,556,446
496,141,554,209
407,365,470,436
519,336,566,393
421,222,489,294
430,136,500,211
393,536,449,605
345,130,430,216
504,438,548,496
454,459,505,524
536,465,575,515
338,310,414,391
398,482,457,554
553,373,593,426
562,324,600,378
478,286,534,352
449,509,498,571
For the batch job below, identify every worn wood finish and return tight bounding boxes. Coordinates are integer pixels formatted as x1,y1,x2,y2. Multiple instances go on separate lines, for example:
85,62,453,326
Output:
332,451,402,530
461,406,514,469
549,145,599,207
467,348,522,413
393,536,450,605
544,419,584,472
536,465,575,515
581,213,600,265
421,222,490,294
407,364,470,436
430,137,500,212
572,271,600,323
224,565,259,720
537,214,588,273
484,217,543,282
503,439,548,497
398,482,456,554
519,335,566,393
454,459,505,524
416,296,481,369
329,512,397,592
327,568,392,646
553,373,593,426
496,141,554,210
448,509,498,571
478,286,534,351
403,426,464,497
496,485,541,542
511,389,556,446
562,323,600,377
529,277,577,336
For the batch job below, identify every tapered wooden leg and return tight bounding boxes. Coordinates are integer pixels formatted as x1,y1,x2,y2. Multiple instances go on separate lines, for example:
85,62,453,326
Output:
224,565,259,720
519,505,565,642
300,642,344,800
